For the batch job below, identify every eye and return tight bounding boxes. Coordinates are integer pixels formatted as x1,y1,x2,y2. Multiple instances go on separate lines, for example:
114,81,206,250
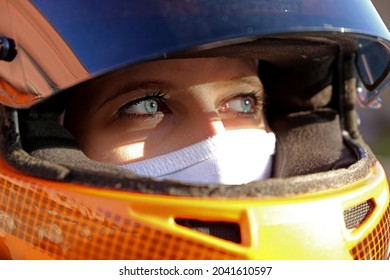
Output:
127,98,160,114
116,93,169,118
220,94,257,114
229,96,255,113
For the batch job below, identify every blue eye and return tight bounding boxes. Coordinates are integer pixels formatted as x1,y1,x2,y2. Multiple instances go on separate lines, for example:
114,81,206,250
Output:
116,92,169,118
232,97,253,113
220,95,256,114
129,98,159,114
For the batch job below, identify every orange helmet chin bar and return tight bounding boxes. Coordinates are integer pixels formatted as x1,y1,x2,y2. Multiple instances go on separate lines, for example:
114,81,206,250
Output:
0,141,389,259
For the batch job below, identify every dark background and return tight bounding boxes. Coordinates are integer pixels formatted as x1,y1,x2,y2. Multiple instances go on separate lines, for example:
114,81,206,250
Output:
359,0,390,174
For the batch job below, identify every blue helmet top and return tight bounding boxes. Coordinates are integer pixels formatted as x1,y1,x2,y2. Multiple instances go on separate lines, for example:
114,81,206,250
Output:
32,0,390,73
0,0,389,107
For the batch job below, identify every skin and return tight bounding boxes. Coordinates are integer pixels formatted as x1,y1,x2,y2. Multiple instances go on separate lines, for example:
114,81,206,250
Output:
64,57,267,164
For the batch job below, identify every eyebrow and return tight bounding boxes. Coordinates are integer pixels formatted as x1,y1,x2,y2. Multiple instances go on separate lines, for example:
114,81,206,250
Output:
96,80,175,112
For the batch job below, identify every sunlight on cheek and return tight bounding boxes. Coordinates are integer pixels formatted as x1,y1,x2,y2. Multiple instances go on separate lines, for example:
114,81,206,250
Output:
210,119,226,134
112,141,146,163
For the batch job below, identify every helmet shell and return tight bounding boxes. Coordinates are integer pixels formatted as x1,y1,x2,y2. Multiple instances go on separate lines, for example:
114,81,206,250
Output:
0,0,390,107
0,0,389,260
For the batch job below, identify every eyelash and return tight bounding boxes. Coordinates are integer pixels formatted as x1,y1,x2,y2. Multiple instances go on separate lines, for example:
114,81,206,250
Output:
114,91,168,119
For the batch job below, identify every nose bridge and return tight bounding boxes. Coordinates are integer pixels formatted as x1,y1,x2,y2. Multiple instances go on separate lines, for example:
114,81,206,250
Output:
185,90,226,139
197,110,225,136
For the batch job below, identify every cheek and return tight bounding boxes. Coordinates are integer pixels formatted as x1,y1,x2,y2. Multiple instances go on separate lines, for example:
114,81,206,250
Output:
221,116,265,130
80,129,147,164
78,119,170,164
110,142,146,163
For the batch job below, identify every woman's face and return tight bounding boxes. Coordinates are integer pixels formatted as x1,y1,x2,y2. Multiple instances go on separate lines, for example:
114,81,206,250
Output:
64,57,266,164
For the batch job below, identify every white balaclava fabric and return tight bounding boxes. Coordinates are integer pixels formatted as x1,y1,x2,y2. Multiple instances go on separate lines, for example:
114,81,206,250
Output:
121,129,276,185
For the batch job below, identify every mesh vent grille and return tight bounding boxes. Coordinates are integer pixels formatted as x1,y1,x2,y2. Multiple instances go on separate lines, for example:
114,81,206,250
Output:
350,201,390,260
175,218,241,244
343,200,374,230
0,176,244,260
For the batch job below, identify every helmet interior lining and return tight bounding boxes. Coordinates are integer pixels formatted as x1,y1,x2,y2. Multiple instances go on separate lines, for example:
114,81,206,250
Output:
0,36,377,198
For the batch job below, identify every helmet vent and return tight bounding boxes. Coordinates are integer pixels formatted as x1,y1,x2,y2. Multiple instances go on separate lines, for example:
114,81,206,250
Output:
343,200,375,230
175,218,241,244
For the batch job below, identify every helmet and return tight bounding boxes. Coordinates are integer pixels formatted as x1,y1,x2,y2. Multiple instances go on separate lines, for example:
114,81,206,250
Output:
0,0,389,260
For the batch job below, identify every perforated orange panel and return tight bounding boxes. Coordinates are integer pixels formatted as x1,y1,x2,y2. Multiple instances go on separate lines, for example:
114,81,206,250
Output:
351,202,390,260
0,176,244,260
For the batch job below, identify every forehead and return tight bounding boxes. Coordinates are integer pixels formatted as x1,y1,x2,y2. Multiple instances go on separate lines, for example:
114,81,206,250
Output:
69,58,260,109
118,58,258,86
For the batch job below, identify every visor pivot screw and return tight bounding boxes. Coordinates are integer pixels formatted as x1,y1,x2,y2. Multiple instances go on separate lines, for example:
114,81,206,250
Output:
0,36,17,62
